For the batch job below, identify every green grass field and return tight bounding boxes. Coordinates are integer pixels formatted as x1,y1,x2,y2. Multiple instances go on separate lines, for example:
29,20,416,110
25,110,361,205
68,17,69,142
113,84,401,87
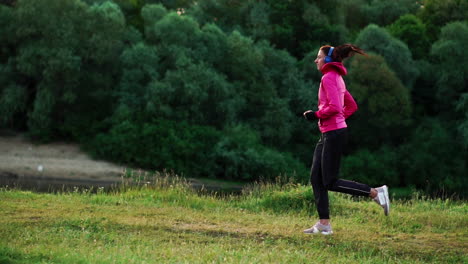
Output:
1,175,467,264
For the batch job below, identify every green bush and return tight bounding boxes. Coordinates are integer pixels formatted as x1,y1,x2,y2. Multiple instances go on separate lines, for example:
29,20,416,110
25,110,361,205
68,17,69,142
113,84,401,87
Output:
90,120,307,182
398,119,468,197
90,119,220,177
211,125,308,181
341,146,399,187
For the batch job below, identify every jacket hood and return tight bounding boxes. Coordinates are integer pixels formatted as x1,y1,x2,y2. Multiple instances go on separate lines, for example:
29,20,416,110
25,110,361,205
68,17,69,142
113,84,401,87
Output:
321,62,347,76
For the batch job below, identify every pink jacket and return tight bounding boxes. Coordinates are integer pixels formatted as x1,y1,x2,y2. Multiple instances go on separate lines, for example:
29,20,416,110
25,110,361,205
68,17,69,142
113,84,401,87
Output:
316,62,358,133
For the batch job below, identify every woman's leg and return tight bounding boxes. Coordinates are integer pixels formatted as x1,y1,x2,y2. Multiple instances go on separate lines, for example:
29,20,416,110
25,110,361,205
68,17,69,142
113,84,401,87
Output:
321,128,371,197
310,136,331,220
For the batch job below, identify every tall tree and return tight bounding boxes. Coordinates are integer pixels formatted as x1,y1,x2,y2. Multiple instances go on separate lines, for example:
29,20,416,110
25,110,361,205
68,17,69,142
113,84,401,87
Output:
430,21,468,117
348,54,412,149
387,14,430,60
0,5,14,62
456,93,468,148
12,0,126,140
363,0,421,26
355,24,419,89
0,5,22,128
113,42,160,122
418,0,468,41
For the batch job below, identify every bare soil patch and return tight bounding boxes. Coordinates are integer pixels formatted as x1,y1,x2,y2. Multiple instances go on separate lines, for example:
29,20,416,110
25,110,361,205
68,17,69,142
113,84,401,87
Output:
0,132,244,193
0,133,123,190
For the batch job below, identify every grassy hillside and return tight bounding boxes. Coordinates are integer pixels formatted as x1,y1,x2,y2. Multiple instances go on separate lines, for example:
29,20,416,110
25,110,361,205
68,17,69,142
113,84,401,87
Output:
0,175,466,264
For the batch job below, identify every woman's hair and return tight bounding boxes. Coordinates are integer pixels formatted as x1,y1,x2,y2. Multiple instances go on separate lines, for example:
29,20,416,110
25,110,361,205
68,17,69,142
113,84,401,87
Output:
320,44,366,62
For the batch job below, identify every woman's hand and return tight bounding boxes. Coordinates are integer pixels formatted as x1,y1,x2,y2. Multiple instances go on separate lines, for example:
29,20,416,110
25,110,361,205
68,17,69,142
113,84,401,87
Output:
303,110,318,121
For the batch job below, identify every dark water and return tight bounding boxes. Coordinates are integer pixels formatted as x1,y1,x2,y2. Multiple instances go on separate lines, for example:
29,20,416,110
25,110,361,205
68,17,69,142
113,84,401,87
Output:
0,172,120,193
2,173,461,200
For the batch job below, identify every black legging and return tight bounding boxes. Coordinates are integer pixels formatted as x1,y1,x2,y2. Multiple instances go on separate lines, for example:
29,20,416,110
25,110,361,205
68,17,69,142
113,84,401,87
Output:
310,128,371,219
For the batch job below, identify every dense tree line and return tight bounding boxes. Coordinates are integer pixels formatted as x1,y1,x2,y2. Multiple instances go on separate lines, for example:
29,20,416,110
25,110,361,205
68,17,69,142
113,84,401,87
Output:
0,0,466,196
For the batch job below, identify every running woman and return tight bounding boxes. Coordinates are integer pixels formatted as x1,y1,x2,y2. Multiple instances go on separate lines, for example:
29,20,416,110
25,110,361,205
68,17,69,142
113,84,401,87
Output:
303,44,390,235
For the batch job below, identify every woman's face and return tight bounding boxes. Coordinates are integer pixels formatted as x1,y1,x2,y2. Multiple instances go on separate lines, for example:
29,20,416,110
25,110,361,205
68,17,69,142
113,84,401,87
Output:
314,49,326,71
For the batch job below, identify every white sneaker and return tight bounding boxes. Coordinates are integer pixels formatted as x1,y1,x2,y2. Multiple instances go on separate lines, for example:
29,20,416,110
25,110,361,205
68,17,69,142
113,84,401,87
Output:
374,185,390,216
303,222,333,235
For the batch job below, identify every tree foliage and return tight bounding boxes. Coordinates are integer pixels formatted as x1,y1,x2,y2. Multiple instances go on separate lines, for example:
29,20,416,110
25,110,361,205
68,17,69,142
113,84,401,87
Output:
387,14,430,60
348,54,412,149
8,0,126,140
362,0,420,26
430,21,468,116
341,146,399,187
95,4,308,180
355,24,419,89
399,119,467,195
341,0,421,34
418,0,468,41
0,0,466,195
456,93,468,148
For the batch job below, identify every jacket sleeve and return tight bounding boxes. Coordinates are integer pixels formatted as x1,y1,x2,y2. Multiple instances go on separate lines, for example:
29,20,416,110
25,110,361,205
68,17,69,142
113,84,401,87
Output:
315,74,341,119
343,90,358,119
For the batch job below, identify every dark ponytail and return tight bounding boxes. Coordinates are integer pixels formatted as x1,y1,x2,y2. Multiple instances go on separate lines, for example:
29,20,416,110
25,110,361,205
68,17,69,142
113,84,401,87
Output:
321,44,366,63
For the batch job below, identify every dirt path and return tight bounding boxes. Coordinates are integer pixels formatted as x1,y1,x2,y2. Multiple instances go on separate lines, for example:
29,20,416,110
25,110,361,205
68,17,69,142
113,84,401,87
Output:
0,133,124,190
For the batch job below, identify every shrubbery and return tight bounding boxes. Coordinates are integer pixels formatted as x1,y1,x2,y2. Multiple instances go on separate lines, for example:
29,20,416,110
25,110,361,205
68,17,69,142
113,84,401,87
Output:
90,119,307,181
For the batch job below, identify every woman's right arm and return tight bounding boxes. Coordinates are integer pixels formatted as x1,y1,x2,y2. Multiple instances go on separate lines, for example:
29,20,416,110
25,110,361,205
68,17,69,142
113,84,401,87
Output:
343,90,358,119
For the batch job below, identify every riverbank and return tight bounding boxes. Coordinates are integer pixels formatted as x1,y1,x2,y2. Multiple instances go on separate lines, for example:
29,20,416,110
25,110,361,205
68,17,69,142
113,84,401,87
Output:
0,133,123,191
0,133,243,193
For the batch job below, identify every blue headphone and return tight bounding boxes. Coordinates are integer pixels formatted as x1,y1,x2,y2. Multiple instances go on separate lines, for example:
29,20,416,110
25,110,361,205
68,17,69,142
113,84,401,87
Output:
325,47,334,63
